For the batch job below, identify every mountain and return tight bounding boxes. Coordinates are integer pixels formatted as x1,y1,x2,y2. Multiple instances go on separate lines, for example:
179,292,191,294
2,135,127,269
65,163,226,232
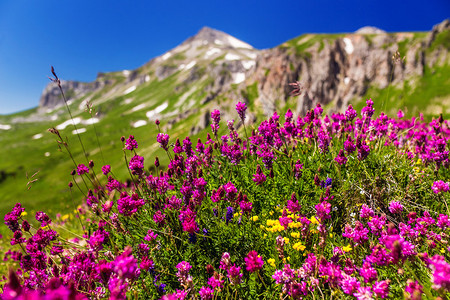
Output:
33,20,449,126
0,21,449,220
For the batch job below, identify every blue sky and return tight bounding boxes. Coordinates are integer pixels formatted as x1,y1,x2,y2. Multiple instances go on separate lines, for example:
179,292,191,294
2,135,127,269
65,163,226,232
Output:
0,0,448,114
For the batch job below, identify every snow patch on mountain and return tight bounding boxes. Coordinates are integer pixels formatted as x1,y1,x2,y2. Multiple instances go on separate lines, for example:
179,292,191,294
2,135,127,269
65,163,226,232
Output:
185,61,196,69
124,86,136,95
72,128,86,134
162,52,172,60
227,36,252,49
343,38,354,54
56,118,81,130
146,103,168,120
83,118,99,125
133,120,147,128
242,60,256,69
233,73,246,84
205,48,222,58
131,103,147,112
225,53,241,60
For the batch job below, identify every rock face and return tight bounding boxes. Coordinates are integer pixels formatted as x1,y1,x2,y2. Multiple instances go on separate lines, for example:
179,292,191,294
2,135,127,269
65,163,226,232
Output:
38,78,110,112
248,19,449,116
37,20,449,119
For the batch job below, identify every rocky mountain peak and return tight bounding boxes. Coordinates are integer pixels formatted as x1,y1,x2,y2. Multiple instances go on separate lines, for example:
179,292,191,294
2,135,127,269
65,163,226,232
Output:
355,26,386,34
183,26,254,49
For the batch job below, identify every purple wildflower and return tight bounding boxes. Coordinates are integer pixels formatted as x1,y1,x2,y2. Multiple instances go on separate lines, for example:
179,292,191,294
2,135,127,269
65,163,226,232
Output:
345,105,357,121
335,149,348,165
315,201,331,221
173,138,183,154
252,165,266,185
129,155,144,175
210,110,220,135
287,193,301,214
361,98,375,119
344,135,356,154
125,135,138,150
389,201,403,214
199,286,214,300
113,246,138,280
405,280,423,299
153,210,166,227
4,203,25,232
227,264,242,285
432,180,449,194
343,221,369,245
35,211,51,227
360,204,374,219
101,165,111,175
140,256,154,272
225,207,233,224
373,280,390,298
157,133,170,151
236,101,247,122
245,251,264,273
359,262,378,283
353,286,373,300
293,160,303,180
314,103,323,116
117,193,145,216
340,275,360,295
76,164,89,175
207,275,223,289
145,229,158,241
428,255,450,291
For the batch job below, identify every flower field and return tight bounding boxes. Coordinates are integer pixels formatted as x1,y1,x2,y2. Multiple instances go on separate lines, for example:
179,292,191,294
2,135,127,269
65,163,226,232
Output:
2,97,450,299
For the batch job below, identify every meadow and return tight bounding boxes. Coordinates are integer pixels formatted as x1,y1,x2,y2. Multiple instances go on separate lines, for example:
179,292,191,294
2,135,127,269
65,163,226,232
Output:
1,78,450,299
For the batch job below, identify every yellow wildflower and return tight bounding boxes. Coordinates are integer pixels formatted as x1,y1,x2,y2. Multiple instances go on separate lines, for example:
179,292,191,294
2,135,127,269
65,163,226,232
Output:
284,237,290,244
343,244,352,252
267,258,276,267
20,211,28,217
293,242,306,251
310,216,319,225
441,248,446,254
251,216,259,222
61,214,70,221
291,232,300,239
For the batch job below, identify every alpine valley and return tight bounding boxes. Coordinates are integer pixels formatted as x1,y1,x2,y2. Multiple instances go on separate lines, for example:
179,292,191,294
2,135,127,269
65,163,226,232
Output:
0,20,449,224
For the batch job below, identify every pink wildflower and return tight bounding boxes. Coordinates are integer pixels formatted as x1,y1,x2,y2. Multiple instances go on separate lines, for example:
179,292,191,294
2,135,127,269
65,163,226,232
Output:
245,250,264,273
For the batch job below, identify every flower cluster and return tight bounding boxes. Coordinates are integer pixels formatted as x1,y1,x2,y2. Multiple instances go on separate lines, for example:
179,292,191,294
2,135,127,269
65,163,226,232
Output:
3,98,450,299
